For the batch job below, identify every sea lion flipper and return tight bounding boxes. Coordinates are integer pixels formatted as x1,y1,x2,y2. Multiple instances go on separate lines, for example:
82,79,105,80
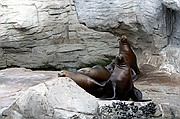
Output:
133,88,142,100
131,68,138,81
131,88,152,102
109,83,116,99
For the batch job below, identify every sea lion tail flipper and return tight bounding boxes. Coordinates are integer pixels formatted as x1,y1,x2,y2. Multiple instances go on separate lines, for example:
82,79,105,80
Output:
131,88,152,102
133,87,142,100
108,84,116,99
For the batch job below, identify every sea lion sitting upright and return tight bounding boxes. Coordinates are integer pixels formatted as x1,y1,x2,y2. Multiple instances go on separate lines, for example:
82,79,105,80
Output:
77,65,111,82
119,35,140,75
102,54,133,100
102,54,148,101
58,70,105,97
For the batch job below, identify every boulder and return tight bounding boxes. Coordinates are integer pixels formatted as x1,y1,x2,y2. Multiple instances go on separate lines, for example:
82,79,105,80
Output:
2,77,98,119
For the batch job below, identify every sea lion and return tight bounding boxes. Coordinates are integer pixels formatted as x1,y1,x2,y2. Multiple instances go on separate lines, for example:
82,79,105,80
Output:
58,70,105,97
102,54,133,100
77,65,111,82
119,35,140,75
102,54,149,101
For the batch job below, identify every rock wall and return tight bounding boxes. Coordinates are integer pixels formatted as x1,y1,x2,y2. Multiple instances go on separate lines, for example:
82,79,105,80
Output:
0,0,117,69
0,0,180,73
74,0,180,73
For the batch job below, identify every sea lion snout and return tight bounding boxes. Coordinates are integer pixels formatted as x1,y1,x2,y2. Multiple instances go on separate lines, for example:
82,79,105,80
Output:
58,70,66,77
117,35,127,41
120,35,128,43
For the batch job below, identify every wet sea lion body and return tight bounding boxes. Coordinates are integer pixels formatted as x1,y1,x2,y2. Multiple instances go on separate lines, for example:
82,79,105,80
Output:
119,35,140,75
102,54,149,101
58,70,105,97
77,65,111,82
102,54,133,100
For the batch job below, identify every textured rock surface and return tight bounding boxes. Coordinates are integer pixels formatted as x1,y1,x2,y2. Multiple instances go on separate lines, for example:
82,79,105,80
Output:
0,68,58,109
135,64,180,118
74,0,166,49
74,0,180,73
0,0,117,69
162,0,180,11
2,77,98,119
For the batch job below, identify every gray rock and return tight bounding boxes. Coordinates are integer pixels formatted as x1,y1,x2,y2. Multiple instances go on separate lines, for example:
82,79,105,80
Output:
0,68,58,109
2,77,98,119
0,0,117,69
74,0,180,73
162,0,180,11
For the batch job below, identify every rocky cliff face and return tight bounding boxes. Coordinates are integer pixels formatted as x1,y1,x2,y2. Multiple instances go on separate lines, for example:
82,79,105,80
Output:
74,0,180,73
0,0,180,73
0,0,117,69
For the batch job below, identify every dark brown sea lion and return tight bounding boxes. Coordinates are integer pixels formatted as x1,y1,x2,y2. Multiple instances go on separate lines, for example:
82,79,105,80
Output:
77,65,111,82
102,54,133,100
102,54,150,101
119,35,140,75
58,70,105,97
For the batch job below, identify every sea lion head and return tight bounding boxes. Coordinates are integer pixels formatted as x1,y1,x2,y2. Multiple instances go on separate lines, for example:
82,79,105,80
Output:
115,54,126,67
120,35,128,44
77,68,91,74
58,70,67,77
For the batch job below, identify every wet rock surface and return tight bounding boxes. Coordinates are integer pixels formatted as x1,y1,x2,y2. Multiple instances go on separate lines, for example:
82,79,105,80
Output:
0,66,180,118
0,68,59,109
135,64,180,118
